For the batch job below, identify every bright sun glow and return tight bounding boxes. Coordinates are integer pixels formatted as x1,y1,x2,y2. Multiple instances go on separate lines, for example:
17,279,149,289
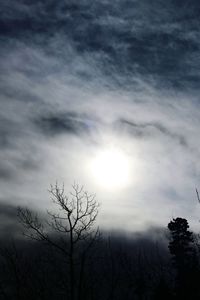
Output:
90,147,131,189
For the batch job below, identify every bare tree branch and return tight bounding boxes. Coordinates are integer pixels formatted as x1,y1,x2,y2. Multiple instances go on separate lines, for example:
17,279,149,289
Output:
18,183,100,300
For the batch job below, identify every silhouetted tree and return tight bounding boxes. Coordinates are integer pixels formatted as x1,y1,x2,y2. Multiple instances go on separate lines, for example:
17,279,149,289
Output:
18,183,100,300
168,217,199,299
153,276,173,300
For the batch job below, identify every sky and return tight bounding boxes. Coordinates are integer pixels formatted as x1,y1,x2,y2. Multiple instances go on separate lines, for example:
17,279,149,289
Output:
1,0,200,234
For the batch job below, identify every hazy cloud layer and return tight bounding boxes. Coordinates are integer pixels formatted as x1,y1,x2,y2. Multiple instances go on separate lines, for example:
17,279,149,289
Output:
1,0,200,232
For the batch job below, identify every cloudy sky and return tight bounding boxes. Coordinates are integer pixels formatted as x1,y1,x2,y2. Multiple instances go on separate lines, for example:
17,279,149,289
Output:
1,0,200,233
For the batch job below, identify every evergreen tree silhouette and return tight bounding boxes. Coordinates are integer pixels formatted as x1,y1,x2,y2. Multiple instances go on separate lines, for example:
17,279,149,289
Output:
168,217,199,299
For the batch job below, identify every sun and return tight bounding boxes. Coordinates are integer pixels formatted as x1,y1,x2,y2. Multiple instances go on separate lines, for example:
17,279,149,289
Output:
89,147,131,189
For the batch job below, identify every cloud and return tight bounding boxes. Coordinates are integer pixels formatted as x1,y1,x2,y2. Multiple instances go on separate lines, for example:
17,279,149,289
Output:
1,0,200,90
35,112,94,137
115,118,188,148
0,1,200,233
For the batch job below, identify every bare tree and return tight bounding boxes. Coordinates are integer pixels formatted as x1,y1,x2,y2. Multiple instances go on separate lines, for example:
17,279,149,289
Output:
18,183,100,300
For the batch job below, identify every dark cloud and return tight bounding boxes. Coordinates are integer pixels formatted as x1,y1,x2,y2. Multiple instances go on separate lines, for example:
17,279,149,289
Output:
0,167,14,181
1,0,200,90
0,202,18,220
0,153,42,183
0,202,44,240
35,112,94,137
116,118,188,147
0,115,44,180
0,118,18,148
0,202,20,239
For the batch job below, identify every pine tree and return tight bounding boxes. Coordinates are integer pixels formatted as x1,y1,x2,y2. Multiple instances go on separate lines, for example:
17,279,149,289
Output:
168,217,199,299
